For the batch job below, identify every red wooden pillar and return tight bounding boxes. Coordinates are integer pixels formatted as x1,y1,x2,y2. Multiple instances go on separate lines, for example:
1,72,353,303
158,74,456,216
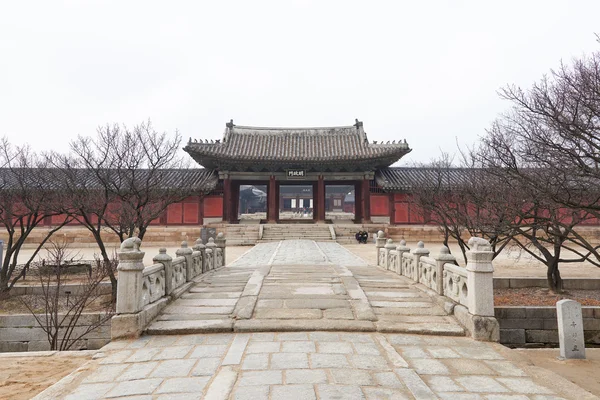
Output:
316,175,326,222
354,182,362,222
230,182,240,223
223,177,232,223
267,175,278,223
361,178,371,223
198,195,204,225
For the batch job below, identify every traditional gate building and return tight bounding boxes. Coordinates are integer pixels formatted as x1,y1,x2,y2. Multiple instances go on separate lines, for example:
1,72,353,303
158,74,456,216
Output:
184,120,411,224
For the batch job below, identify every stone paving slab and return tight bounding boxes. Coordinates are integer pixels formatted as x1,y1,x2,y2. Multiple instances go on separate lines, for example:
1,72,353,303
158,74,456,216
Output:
36,332,595,400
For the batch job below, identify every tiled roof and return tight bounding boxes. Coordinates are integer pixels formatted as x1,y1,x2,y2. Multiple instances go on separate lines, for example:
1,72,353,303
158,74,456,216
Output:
184,121,411,171
375,167,474,191
0,168,218,192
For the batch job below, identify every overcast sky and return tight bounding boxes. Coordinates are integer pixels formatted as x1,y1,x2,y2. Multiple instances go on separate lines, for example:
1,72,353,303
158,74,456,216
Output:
1,1,599,165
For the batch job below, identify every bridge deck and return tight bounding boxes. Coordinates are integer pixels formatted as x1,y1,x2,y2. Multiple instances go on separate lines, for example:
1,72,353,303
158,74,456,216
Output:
147,241,464,336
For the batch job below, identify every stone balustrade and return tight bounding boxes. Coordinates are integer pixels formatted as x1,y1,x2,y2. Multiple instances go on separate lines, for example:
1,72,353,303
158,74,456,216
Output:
375,233,499,341
112,233,227,339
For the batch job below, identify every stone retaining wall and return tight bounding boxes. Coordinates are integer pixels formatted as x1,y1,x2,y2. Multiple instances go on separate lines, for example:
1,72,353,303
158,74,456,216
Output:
0,313,111,352
493,278,600,290
10,282,113,297
495,306,600,347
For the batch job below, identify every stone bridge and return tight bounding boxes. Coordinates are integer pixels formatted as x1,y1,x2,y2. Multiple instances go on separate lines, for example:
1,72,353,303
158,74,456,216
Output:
113,238,481,338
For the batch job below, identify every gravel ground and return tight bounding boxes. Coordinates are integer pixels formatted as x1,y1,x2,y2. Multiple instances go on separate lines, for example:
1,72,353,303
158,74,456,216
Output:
494,287,600,306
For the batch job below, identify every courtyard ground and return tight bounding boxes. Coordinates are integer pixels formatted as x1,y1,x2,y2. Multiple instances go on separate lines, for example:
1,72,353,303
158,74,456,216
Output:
0,351,92,400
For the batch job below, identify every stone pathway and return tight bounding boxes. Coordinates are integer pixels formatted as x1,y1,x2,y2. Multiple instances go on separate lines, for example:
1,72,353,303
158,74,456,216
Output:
146,241,464,335
39,331,586,399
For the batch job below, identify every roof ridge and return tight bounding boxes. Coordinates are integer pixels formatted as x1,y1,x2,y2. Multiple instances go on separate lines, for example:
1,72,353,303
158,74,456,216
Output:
233,125,356,131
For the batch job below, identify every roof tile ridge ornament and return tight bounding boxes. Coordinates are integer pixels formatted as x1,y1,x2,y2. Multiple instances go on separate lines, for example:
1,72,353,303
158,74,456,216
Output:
223,119,234,143
354,118,368,143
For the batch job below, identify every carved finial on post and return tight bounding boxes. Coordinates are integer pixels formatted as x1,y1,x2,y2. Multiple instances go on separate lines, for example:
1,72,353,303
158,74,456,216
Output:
466,237,494,317
153,248,173,295
411,241,430,282
176,241,194,281
395,239,410,275
215,232,227,267
375,231,387,266
116,237,145,314
434,246,456,295
206,238,217,270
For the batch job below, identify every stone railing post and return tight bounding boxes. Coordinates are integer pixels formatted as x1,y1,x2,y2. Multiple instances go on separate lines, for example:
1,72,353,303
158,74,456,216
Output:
433,246,456,295
176,241,194,281
375,230,386,266
215,232,227,266
206,238,218,270
411,241,430,282
193,238,207,273
465,237,494,316
384,239,395,270
153,248,173,295
395,240,410,275
116,237,145,314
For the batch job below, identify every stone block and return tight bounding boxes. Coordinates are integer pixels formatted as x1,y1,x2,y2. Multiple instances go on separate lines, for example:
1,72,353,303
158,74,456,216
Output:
499,318,543,330
525,329,558,343
526,307,556,319
454,304,500,342
542,319,558,330
508,278,546,288
582,307,597,318
492,278,510,289
499,329,526,344
494,307,526,319
0,341,28,352
584,330,600,344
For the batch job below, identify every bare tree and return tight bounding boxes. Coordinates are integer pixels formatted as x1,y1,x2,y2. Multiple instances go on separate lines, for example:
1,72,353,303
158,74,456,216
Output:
0,139,71,299
20,241,114,351
53,121,215,301
473,44,600,291
409,153,515,264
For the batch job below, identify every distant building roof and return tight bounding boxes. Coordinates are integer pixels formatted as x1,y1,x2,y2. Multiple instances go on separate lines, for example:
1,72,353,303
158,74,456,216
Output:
0,168,218,192
184,120,411,172
375,167,473,191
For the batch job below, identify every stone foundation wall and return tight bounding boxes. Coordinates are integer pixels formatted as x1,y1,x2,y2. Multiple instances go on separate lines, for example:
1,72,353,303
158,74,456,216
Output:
0,226,204,249
493,278,600,290
4,224,600,249
0,313,111,352
495,306,600,347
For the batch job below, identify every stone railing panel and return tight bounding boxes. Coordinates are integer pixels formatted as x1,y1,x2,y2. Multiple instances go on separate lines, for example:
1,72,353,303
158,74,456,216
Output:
206,238,217,270
113,232,227,339
418,256,437,291
171,256,187,291
192,250,203,277
401,252,415,279
216,247,224,268
443,263,468,306
141,263,165,308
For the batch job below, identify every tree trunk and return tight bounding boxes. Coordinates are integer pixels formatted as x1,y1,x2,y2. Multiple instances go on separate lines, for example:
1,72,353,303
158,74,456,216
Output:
547,259,563,294
0,279,10,300
91,230,118,305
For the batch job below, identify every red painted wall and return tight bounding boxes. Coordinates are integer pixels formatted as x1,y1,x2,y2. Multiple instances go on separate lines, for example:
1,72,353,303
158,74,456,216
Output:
370,194,390,216
203,196,223,218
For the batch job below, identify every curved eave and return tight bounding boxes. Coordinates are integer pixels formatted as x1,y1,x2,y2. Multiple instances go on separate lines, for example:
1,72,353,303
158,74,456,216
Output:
184,146,412,171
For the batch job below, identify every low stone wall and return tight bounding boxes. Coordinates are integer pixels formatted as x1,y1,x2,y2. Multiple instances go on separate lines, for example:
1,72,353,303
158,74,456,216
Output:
495,306,600,347
0,225,204,249
10,282,113,297
0,313,110,352
493,278,600,290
